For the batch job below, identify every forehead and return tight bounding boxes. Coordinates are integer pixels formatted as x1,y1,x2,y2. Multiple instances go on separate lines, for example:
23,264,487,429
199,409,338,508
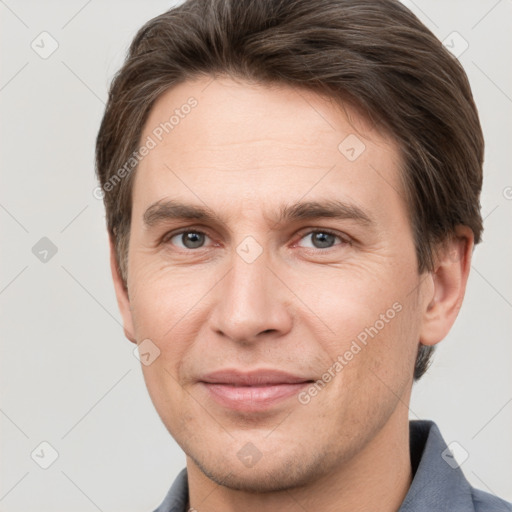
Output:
132,76,406,225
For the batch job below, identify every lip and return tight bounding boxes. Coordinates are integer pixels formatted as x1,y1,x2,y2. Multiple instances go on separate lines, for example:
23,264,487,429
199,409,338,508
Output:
199,369,313,412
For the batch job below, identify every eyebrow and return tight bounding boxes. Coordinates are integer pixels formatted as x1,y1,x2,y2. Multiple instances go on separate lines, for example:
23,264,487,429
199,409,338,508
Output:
143,198,373,229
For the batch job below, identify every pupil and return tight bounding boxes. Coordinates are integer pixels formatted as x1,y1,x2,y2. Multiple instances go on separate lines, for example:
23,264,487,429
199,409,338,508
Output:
313,232,334,248
183,232,204,248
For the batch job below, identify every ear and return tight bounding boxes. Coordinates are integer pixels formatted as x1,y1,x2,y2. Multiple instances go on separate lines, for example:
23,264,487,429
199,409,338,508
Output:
419,226,474,346
109,235,137,344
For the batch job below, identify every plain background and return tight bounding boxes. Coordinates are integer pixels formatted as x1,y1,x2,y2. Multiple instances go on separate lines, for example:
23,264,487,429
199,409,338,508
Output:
1,0,511,510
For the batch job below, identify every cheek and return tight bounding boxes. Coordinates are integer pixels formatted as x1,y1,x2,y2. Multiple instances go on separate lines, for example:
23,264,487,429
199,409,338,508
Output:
292,264,402,338
297,260,420,381
128,255,213,340
315,299,420,430
128,260,228,410
341,296,420,397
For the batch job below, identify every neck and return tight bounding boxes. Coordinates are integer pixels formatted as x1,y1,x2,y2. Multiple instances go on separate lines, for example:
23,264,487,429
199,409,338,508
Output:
186,409,412,512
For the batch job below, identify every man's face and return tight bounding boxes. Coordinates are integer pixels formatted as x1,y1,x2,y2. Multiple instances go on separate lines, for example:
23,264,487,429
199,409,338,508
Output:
120,76,431,491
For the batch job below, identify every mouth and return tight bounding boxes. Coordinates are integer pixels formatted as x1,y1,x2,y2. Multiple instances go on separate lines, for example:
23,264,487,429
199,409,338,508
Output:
199,369,314,412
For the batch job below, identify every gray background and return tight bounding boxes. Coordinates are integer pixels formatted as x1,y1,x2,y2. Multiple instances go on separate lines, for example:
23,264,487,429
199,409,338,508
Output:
1,0,511,510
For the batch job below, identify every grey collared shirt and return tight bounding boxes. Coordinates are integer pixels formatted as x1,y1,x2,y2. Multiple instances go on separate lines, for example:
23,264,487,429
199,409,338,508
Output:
153,420,512,512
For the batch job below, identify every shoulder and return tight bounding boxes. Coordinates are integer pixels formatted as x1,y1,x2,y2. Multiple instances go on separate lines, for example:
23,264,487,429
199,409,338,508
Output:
403,420,512,512
472,488,512,512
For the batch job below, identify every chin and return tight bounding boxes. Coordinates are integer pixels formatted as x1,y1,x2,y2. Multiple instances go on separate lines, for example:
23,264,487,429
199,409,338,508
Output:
188,448,328,494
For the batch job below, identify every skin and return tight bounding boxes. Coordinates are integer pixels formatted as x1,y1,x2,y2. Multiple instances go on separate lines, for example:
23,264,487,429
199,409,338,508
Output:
110,76,473,512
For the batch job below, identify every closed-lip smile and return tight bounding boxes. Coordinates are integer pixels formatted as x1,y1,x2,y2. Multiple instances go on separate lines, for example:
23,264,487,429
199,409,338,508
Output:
199,369,314,411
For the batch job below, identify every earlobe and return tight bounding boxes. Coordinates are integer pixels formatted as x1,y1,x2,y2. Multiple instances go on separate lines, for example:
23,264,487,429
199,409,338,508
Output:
419,227,474,347
109,235,137,344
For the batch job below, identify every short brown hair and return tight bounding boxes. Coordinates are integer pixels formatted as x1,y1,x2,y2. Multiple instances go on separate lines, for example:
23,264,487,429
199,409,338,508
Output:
95,0,484,380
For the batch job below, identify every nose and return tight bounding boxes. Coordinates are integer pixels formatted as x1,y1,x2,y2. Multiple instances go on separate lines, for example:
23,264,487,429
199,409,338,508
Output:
209,246,293,344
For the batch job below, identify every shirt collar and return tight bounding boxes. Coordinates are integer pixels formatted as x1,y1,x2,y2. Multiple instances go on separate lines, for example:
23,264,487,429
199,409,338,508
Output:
398,420,475,511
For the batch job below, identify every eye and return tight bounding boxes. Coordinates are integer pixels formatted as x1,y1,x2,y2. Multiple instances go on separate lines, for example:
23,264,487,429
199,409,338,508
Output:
163,228,348,251
296,229,348,250
165,230,212,249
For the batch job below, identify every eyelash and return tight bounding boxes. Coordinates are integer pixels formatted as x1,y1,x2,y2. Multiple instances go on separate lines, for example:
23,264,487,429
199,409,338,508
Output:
161,227,350,251
295,228,351,250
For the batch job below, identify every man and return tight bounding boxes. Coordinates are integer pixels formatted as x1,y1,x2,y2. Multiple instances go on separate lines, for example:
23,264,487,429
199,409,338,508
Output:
95,0,511,510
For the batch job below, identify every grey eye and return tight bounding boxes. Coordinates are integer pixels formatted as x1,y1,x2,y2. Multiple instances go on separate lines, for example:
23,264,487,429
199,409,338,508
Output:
169,231,209,249
298,231,340,249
